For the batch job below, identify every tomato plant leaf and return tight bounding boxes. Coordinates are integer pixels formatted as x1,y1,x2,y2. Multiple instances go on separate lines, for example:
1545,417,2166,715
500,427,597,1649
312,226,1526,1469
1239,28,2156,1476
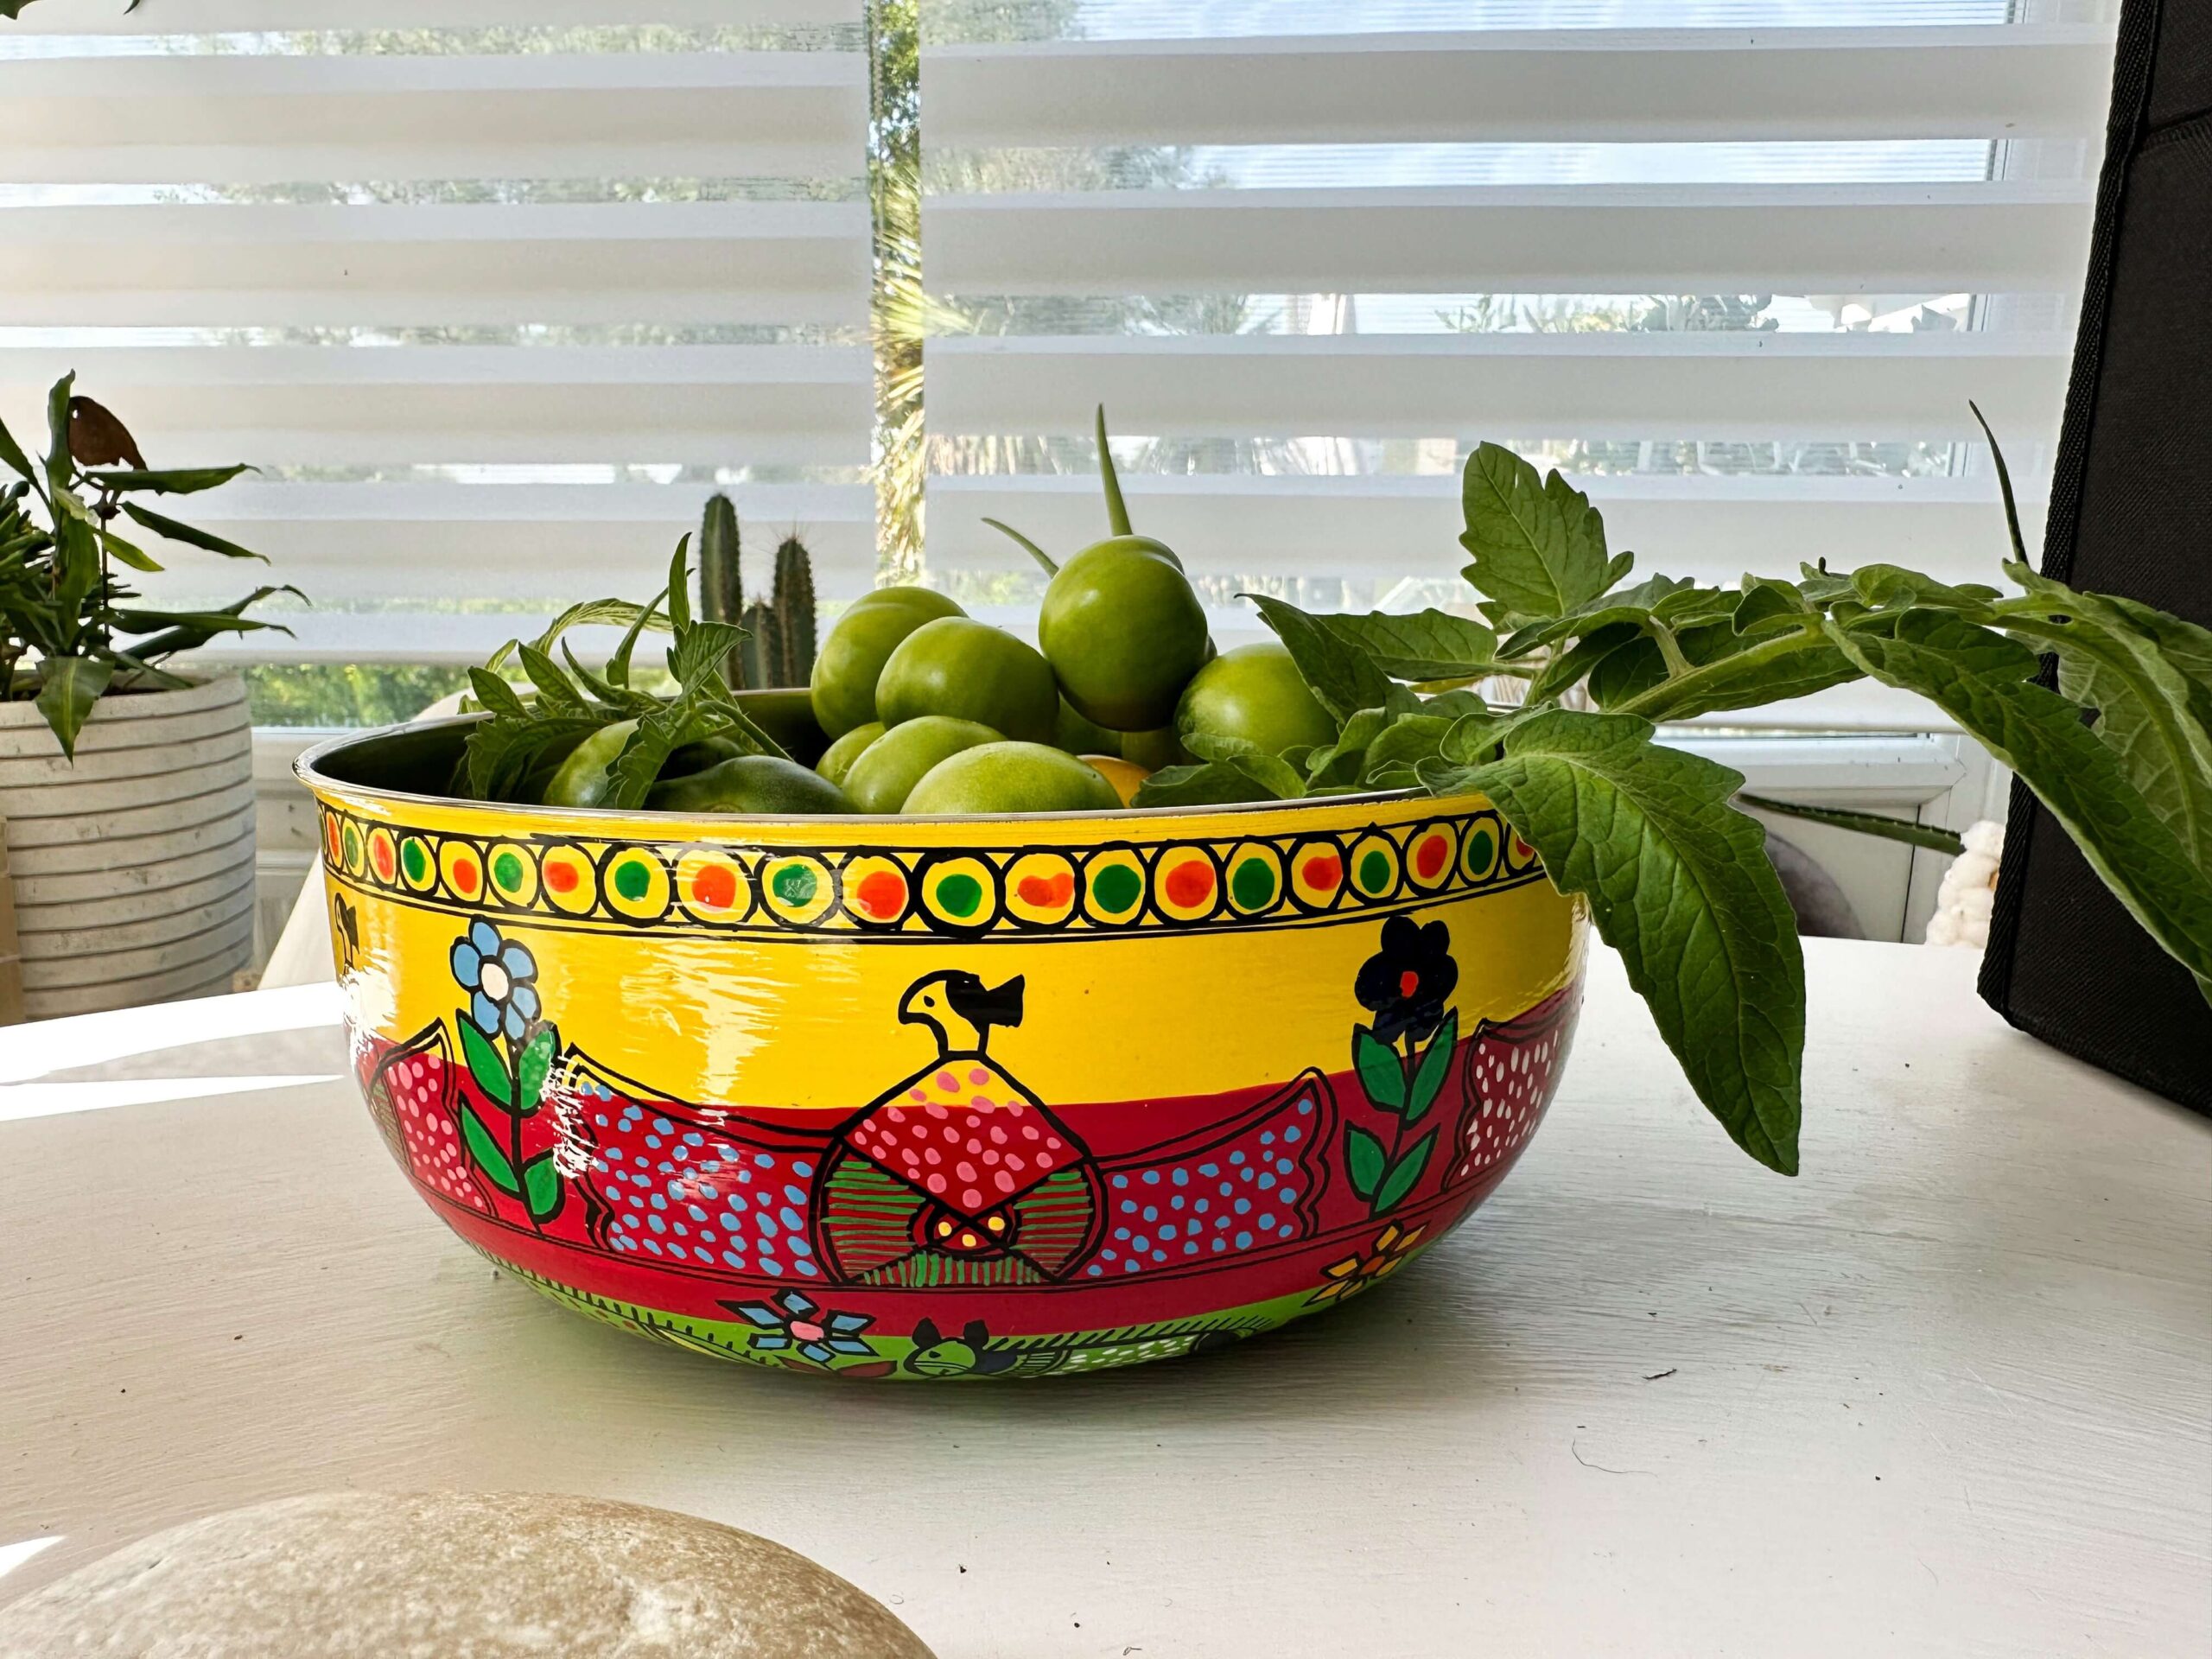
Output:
1464,709,1804,1175
1459,443,1620,620
1244,594,1394,723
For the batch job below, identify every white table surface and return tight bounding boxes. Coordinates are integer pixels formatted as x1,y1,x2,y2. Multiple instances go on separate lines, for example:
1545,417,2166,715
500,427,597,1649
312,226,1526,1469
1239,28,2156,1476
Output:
2,940,2207,1657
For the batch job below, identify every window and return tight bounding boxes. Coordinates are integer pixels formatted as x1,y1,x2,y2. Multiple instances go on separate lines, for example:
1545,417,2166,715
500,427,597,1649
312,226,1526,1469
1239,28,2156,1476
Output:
2,0,875,724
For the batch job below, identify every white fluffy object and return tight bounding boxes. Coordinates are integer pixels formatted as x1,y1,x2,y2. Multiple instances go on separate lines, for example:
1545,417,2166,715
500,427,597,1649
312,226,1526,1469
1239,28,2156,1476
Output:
1926,819,2005,948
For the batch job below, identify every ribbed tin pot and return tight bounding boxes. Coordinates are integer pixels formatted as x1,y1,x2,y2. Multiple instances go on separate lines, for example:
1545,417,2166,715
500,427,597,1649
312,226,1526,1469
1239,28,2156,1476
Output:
0,675,257,1020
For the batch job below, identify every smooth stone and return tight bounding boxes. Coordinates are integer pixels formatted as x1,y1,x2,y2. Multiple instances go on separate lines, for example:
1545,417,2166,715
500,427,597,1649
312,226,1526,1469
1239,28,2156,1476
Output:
0,1491,935,1658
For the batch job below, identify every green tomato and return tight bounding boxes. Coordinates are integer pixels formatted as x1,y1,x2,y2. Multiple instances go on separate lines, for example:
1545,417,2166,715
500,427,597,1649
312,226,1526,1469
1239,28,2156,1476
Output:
902,741,1122,817
664,734,742,778
1175,641,1338,759
1052,696,1119,756
875,618,1058,745
809,588,964,738
842,716,1001,815
541,718,637,808
814,721,886,789
1120,724,1187,770
1039,537,1210,731
645,754,854,816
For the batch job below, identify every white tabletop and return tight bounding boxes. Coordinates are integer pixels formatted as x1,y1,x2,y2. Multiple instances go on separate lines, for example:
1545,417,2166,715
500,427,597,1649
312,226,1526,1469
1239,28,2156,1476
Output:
2,940,2206,1657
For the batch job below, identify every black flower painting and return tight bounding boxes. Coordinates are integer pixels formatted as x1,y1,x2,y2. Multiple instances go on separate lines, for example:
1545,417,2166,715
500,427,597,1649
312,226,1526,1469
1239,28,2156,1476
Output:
1354,915,1459,1043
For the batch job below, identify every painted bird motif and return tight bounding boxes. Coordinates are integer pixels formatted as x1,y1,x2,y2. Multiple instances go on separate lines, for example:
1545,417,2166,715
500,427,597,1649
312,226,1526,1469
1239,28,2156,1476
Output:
818,970,1103,1287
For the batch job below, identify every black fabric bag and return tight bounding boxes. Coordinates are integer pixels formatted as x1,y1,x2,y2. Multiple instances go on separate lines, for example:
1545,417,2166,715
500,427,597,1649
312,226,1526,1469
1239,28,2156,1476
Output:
1980,0,2212,1112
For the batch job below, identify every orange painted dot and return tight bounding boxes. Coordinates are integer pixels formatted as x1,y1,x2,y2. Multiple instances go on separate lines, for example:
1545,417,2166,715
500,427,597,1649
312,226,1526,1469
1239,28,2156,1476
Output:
1511,835,1534,861
1300,853,1342,891
1414,836,1449,879
1165,861,1214,908
544,861,581,895
450,858,480,897
370,838,396,881
689,864,738,910
855,870,906,918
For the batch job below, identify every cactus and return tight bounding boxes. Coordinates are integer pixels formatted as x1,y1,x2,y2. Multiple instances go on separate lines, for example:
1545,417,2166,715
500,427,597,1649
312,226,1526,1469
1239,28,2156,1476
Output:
738,601,783,692
772,534,817,685
696,493,745,685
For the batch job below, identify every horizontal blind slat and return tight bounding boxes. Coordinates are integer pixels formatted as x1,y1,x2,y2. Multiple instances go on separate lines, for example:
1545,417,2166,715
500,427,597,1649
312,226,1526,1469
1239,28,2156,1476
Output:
927,474,2044,586
926,333,2073,443
0,202,870,326
925,182,2095,296
129,482,875,603
0,53,866,175
3,0,859,31
0,346,874,466
925,26,2116,147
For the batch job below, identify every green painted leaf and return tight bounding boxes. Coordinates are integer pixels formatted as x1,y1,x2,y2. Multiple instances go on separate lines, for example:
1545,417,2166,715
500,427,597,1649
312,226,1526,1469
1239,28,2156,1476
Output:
1243,594,1394,724
1305,609,1498,680
1833,609,2212,988
1344,1125,1388,1201
1458,444,1618,620
460,1108,521,1195
1353,1027,1407,1111
1405,1010,1459,1124
1467,709,1804,1174
458,1020,515,1108
1374,1128,1439,1216
34,657,113,760
523,1152,565,1223
516,1025,557,1115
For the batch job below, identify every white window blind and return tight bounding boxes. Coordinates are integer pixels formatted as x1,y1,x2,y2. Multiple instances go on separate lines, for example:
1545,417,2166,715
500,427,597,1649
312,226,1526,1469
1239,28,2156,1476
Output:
916,2,2118,711
0,0,875,667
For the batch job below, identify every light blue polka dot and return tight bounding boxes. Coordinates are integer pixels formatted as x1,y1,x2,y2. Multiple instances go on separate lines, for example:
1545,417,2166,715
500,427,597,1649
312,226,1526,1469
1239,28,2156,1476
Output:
1235,1230,1253,1249
1171,1167,1189,1186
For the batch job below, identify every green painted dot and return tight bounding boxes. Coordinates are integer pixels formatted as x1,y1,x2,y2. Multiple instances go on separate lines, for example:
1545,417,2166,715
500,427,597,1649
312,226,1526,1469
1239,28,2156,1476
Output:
1357,850,1393,894
772,862,817,906
1230,858,1276,911
1091,864,1142,913
401,838,429,883
936,874,982,918
492,850,524,892
1465,829,1495,874
613,857,652,901
341,826,362,866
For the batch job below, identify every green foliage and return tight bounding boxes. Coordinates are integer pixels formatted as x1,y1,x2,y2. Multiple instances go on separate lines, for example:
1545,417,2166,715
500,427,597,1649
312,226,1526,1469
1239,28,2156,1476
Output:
458,539,788,806
0,374,293,755
1206,423,2212,1173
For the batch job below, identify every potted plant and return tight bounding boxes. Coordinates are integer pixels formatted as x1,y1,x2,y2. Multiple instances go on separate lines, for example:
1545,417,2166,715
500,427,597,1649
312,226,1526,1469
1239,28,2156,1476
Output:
0,373,294,1019
290,409,2210,1380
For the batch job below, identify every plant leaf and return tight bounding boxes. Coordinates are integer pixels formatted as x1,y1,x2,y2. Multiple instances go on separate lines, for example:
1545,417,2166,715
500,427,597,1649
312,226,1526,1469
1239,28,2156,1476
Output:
33,656,113,759
1998,571,2212,870
1373,1128,1438,1215
458,1021,515,1108
1353,1027,1406,1111
118,501,264,561
1404,1009,1458,1123
1833,609,2212,987
516,644,588,716
1131,754,1303,807
522,1151,565,1223
1361,715,1455,784
81,464,254,495
1243,594,1393,723
1607,630,1863,724
1306,609,1498,680
1344,1124,1388,1201
1463,709,1804,1174
1458,443,1617,620
43,372,73,499
459,1107,520,1195
0,410,35,486
1738,793,1965,855
98,525,162,573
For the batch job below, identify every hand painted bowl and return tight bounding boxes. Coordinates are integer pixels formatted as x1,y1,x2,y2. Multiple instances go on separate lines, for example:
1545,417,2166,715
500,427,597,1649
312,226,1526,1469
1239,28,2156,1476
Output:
298,699,1589,1380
